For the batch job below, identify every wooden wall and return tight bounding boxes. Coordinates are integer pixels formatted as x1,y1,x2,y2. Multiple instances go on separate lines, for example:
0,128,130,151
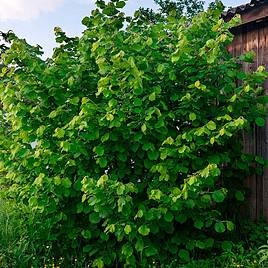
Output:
228,21,268,221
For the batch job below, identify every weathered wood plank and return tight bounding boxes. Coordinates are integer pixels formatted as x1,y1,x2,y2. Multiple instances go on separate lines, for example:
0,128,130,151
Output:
225,1,268,222
259,25,268,221
245,28,259,220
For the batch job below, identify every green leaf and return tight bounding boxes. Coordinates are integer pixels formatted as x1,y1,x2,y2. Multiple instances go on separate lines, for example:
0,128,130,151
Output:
106,114,114,121
138,225,150,236
48,110,58,119
194,219,204,230
122,243,133,257
135,239,144,252
222,241,233,252
146,37,153,46
89,212,101,224
230,94,237,102
147,150,159,161
175,214,187,224
116,184,125,195
212,190,225,203
94,145,105,156
118,197,126,212
210,137,215,144
208,155,220,164
189,113,196,121
144,246,158,257
100,232,108,241
85,130,99,141
124,225,132,235
82,230,92,239
93,258,104,268
62,178,72,188
178,249,190,262
195,80,200,87
60,141,70,152
142,142,153,151
28,196,38,207
34,173,45,186
239,51,255,63
36,125,45,137
196,240,206,249
108,99,117,107
134,87,143,96
206,238,214,248
157,64,165,73
77,202,84,213
101,133,109,143
207,120,217,130
70,96,80,105
149,92,156,101
162,136,174,145
54,128,65,139
235,191,244,201
164,212,174,222
116,1,126,8
149,189,162,200
141,123,147,134
81,16,90,26
135,209,143,219
169,71,176,81
215,222,226,233
97,174,108,187
98,158,108,168
133,98,142,106
103,6,117,16
255,117,265,127
226,221,235,231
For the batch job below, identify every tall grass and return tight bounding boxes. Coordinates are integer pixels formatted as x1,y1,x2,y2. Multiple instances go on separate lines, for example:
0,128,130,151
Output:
0,199,31,267
258,227,268,267
0,197,267,268
0,198,65,267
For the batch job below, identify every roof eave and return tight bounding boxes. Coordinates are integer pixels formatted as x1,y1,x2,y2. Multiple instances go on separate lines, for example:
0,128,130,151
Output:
222,0,268,24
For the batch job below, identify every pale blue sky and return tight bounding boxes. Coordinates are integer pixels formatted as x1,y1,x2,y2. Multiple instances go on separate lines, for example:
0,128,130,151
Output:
0,0,246,57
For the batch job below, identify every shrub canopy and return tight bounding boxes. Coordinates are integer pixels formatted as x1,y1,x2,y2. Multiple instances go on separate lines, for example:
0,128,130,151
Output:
0,0,267,267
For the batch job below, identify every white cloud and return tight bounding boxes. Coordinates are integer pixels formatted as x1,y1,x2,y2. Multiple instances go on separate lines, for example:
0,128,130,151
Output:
0,0,65,21
75,0,93,4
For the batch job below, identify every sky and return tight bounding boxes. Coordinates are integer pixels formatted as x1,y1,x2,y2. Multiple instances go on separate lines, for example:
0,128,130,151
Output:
0,0,247,58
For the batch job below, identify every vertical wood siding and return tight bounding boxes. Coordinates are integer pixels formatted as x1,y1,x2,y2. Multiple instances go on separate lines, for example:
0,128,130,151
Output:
228,23,268,221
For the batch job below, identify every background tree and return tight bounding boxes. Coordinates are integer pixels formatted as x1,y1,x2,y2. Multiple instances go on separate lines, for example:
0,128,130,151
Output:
139,0,205,23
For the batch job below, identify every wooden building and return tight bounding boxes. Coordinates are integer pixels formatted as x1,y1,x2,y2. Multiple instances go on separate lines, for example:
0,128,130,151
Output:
223,0,268,221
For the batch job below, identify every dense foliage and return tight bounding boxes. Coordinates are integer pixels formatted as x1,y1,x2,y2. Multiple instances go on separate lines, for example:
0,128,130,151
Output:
0,0,268,267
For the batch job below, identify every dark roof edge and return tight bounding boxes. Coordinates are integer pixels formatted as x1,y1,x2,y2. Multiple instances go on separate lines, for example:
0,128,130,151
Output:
222,0,268,19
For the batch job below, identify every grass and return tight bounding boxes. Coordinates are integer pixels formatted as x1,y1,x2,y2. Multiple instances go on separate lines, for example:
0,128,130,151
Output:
0,198,268,267
0,199,31,267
